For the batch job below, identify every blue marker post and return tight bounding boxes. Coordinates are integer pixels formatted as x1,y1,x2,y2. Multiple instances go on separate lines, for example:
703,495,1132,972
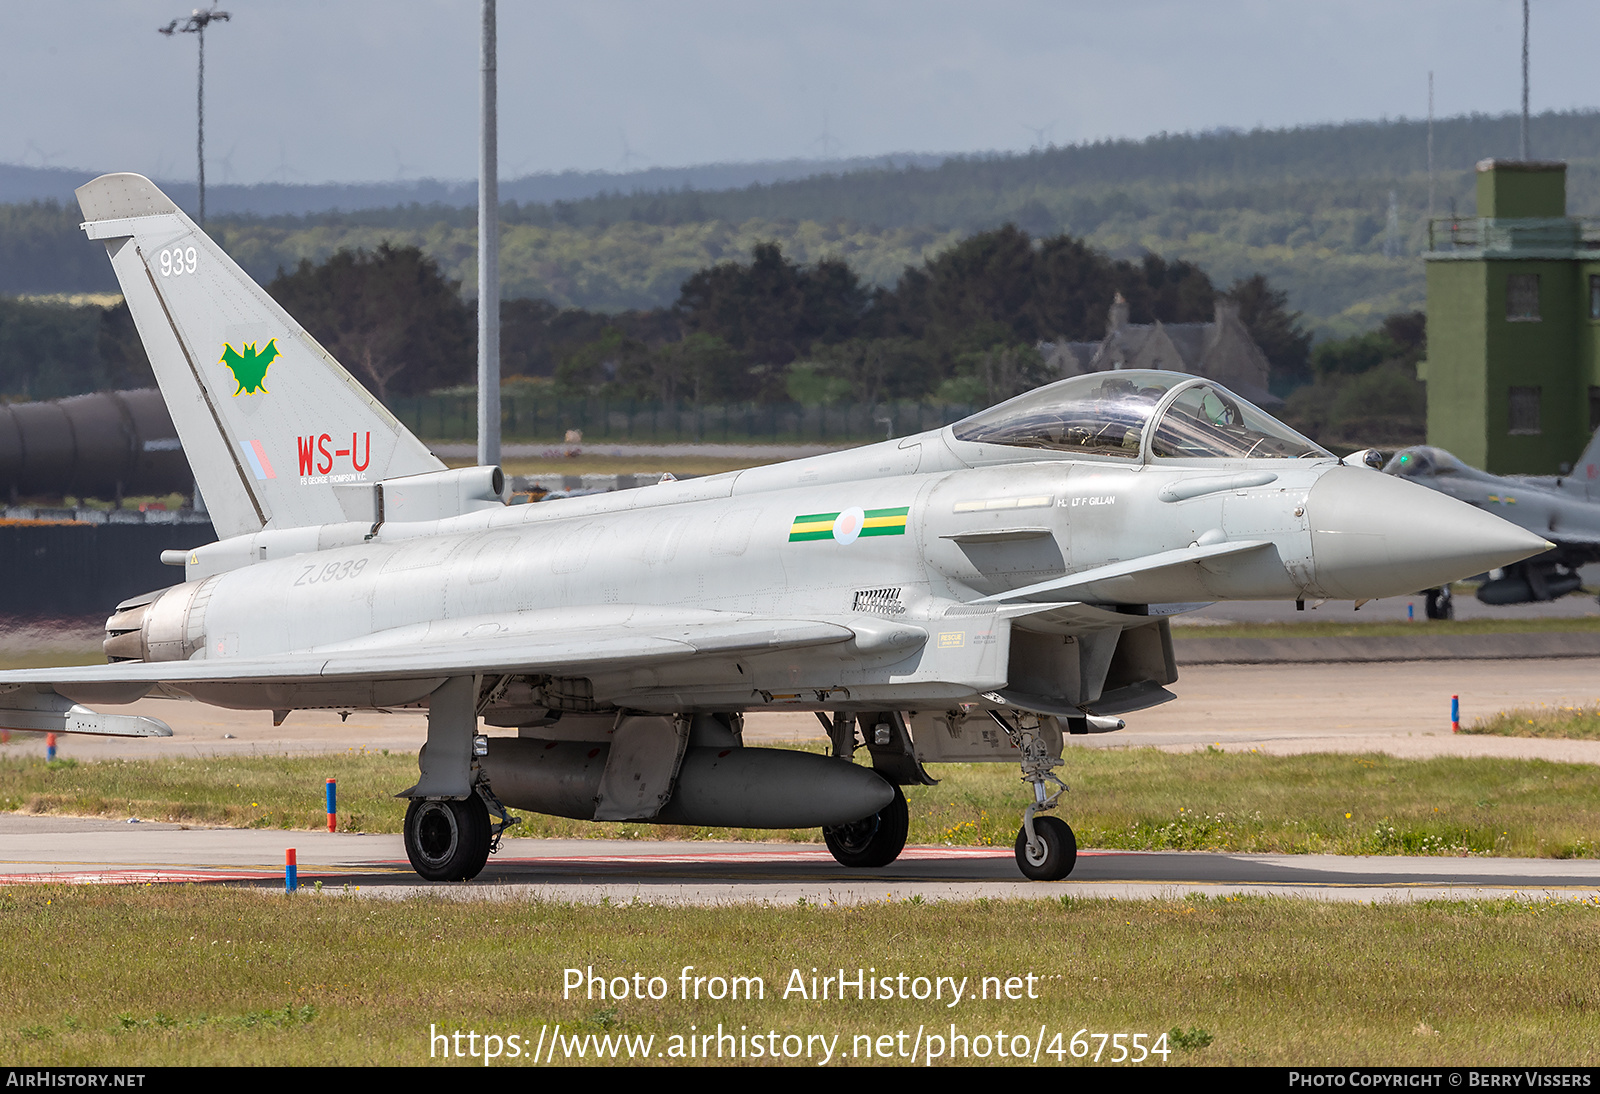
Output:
1451,694,1460,734
285,848,298,892
325,778,337,833
1407,603,1414,621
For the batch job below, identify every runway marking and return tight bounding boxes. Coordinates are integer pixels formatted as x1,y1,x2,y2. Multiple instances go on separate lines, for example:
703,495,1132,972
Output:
482,846,1022,866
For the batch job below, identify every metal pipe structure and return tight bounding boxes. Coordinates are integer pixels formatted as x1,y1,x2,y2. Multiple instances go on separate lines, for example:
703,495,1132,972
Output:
0,390,189,502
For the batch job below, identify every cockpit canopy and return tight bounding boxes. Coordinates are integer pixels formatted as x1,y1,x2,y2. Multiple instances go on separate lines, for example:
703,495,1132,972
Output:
951,370,1328,461
1384,446,1489,480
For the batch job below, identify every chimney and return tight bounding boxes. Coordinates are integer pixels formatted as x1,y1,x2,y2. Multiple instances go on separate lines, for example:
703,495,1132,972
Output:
1108,292,1129,334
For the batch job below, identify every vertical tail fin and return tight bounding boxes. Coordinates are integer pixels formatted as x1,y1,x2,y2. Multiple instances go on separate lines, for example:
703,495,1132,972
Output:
1561,424,1600,499
75,173,445,537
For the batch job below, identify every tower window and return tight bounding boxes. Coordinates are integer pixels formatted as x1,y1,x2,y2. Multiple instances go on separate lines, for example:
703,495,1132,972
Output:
1507,274,1541,321
1509,386,1542,434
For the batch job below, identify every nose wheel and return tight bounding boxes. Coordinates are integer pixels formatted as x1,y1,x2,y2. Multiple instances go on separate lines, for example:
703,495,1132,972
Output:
988,707,1080,880
1015,816,1077,881
404,795,492,881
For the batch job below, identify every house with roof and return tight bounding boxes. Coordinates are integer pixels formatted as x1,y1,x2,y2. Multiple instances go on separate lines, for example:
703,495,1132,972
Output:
1040,294,1277,406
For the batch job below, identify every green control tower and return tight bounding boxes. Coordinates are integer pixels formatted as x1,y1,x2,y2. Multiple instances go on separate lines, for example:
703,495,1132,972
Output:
1423,159,1600,474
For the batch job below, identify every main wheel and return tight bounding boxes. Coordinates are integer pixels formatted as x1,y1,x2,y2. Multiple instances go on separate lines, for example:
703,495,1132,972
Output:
404,796,491,881
1014,816,1077,881
1424,586,1454,620
823,784,909,868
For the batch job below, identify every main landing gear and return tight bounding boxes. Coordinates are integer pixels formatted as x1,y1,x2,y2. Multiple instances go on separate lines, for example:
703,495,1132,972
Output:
823,785,909,867
1424,586,1455,620
404,795,491,881
817,710,925,870
403,785,517,882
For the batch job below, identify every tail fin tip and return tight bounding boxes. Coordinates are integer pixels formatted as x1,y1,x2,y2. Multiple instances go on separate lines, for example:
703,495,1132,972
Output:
76,173,177,223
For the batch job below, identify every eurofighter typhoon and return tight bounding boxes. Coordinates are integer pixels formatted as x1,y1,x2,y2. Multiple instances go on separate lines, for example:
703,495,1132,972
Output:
1385,434,1600,618
0,174,1551,882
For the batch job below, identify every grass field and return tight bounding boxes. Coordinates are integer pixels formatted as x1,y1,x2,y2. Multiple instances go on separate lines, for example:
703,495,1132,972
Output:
0,887,1595,1066
4,746,1598,859
1465,704,1600,742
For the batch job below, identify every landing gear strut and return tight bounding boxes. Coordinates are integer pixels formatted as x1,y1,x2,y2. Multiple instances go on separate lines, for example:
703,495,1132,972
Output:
992,709,1078,880
817,710,913,868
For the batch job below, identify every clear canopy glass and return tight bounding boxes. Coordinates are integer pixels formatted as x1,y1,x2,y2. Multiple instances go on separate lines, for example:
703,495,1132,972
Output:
952,370,1328,461
1384,446,1488,480
951,371,1187,458
1148,381,1326,460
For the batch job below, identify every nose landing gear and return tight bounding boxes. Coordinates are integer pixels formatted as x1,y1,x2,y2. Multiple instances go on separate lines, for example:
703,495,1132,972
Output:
991,709,1079,881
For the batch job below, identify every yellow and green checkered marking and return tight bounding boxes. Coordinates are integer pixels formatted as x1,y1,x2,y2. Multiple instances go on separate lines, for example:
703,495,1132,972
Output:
789,506,910,542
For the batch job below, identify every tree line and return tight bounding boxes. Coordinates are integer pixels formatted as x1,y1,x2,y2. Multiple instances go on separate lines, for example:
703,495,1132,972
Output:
0,223,1321,412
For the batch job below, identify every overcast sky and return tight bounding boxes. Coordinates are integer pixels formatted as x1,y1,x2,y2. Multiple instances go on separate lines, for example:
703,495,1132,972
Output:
4,1,1596,185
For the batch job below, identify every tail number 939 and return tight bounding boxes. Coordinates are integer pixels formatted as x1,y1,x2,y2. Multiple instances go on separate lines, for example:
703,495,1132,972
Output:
158,247,198,276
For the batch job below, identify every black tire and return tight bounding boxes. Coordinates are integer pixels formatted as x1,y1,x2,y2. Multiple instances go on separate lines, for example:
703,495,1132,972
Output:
404,796,491,881
823,784,909,868
1014,816,1077,881
1424,587,1454,621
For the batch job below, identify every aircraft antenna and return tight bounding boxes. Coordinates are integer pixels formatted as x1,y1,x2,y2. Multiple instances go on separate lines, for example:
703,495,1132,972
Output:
158,4,231,226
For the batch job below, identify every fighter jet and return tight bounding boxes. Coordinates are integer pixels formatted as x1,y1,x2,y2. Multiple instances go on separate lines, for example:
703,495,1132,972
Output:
0,174,1550,882
1384,437,1600,618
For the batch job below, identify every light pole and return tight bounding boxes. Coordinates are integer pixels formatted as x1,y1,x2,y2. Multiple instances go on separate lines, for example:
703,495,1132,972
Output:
159,5,231,226
478,0,501,468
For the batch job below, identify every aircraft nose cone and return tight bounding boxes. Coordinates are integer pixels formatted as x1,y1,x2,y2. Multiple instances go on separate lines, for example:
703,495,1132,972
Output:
1305,465,1552,600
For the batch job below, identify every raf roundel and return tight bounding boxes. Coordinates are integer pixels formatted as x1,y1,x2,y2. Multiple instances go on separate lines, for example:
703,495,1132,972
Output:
833,507,865,544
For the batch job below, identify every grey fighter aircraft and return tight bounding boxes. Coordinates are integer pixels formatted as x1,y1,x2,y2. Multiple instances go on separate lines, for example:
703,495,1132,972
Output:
1384,437,1600,618
0,174,1551,882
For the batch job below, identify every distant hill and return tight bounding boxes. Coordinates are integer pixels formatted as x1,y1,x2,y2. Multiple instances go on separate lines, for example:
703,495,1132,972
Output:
12,111,1600,336
0,153,951,216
